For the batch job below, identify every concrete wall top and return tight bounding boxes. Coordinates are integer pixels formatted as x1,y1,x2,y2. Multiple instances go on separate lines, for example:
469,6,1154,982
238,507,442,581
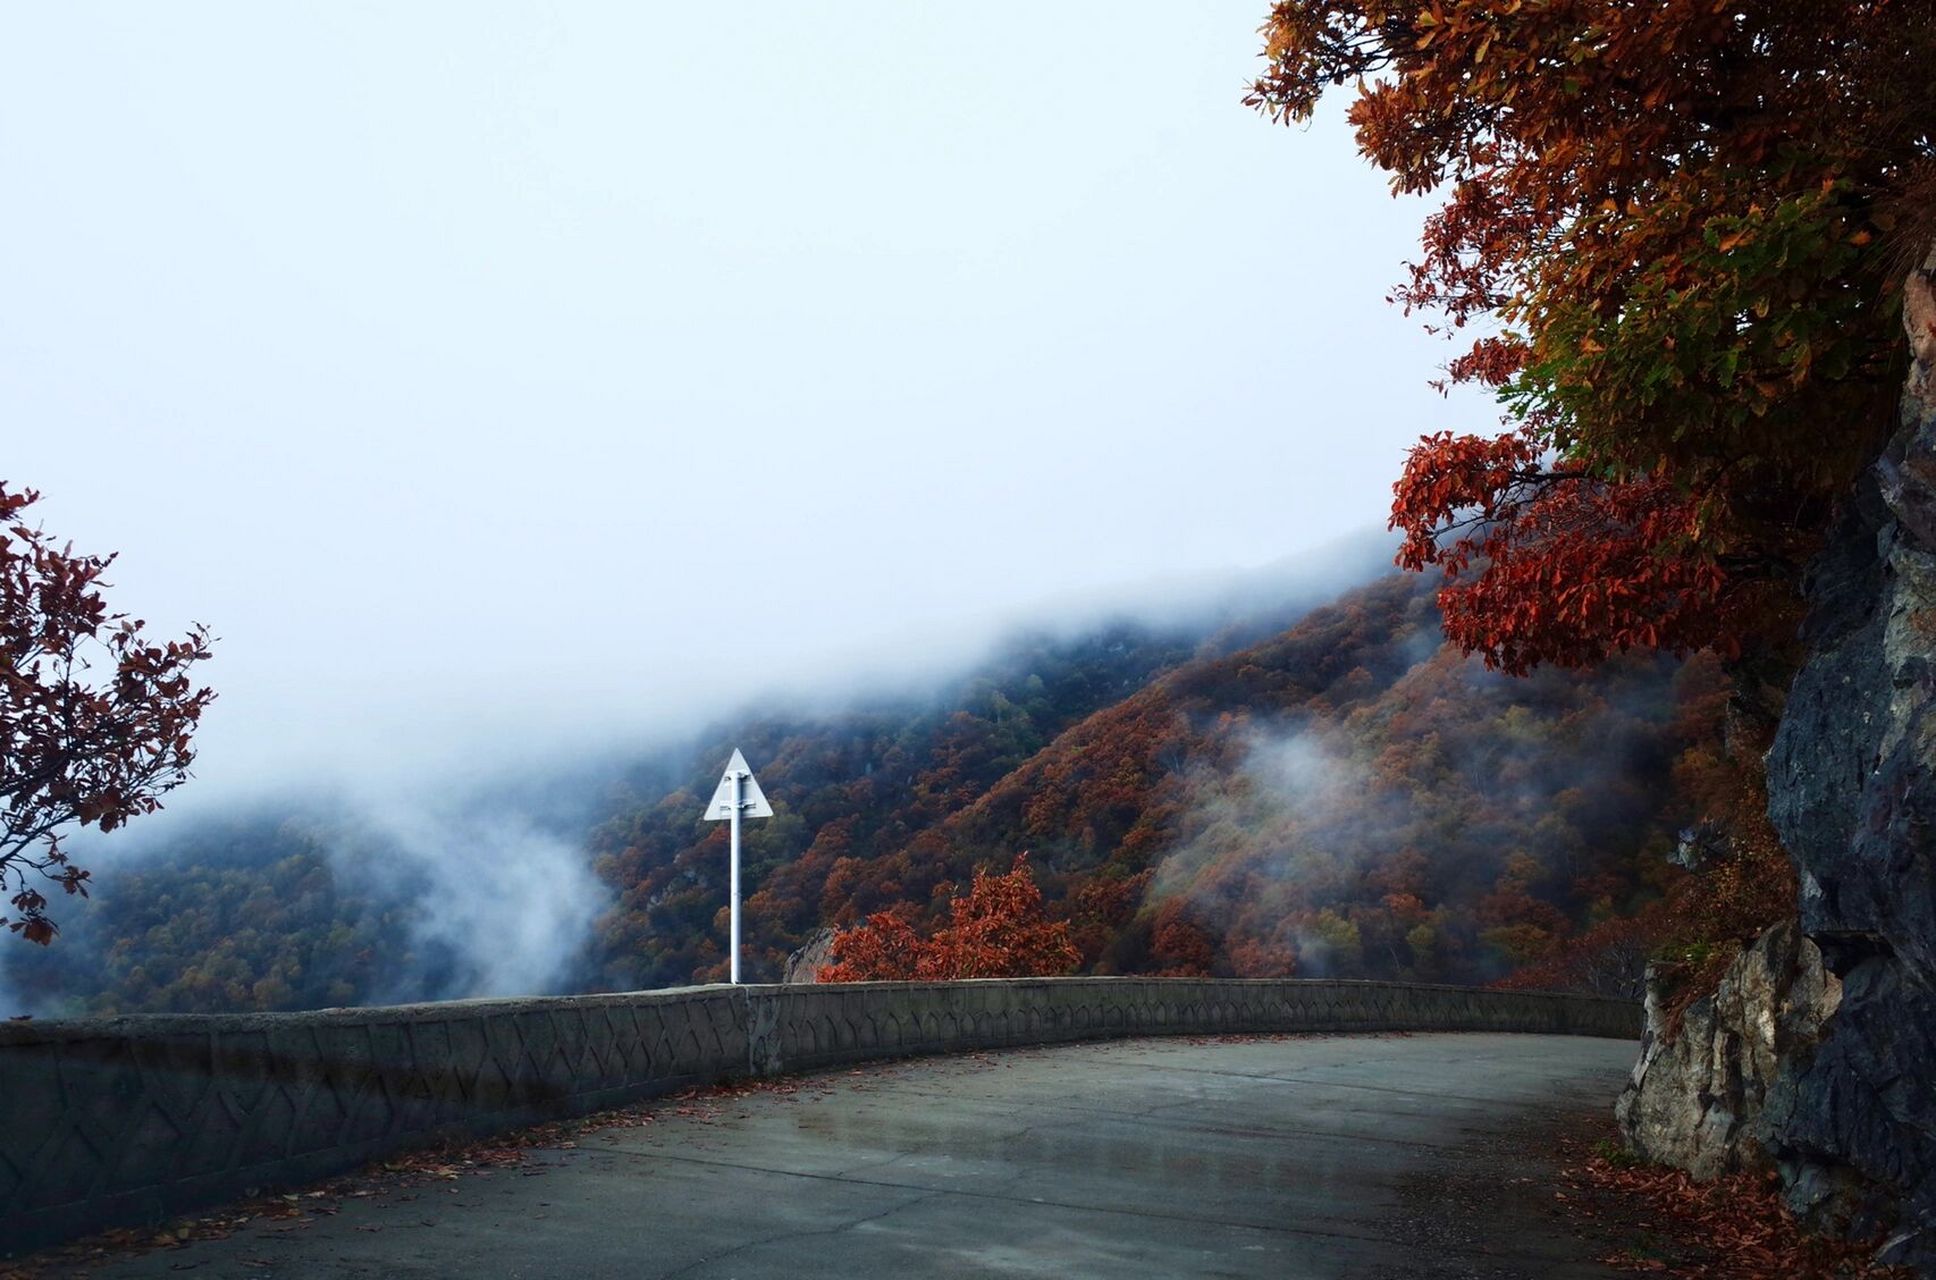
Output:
0,976,1630,1043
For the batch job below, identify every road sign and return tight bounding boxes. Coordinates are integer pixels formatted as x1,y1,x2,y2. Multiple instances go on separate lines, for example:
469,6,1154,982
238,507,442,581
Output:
704,748,773,820
701,748,772,984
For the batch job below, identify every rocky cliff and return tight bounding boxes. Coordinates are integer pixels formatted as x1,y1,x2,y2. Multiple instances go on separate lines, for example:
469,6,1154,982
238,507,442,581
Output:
1623,248,1936,1270
1760,246,1936,1266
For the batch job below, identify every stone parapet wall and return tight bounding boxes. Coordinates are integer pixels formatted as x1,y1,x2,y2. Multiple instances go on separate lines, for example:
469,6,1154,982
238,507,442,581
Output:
0,978,1637,1254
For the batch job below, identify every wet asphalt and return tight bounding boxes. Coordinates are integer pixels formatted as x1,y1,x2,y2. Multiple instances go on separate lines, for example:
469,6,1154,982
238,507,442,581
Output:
66,1032,1637,1279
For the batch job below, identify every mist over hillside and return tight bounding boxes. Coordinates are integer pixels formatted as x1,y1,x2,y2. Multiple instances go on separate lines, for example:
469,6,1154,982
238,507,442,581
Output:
618,571,1708,991
2,554,1713,1018
0,545,1383,1018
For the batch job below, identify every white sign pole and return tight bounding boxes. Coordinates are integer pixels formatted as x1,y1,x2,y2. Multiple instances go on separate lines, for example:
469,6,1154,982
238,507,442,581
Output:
729,766,743,985
702,749,772,985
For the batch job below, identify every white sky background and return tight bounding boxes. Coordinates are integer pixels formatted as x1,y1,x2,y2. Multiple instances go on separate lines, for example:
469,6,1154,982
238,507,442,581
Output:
1,3,1491,800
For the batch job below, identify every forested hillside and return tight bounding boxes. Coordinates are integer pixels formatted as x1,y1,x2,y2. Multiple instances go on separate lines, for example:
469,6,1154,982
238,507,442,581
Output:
593,572,1715,991
584,617,1214,987
10,813,425,1014
6,571,1717,1015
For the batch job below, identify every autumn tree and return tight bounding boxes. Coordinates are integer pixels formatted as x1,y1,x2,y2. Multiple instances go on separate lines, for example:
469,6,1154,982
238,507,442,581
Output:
1,485,215,943
818,853,1079,982
1248,0,1935,676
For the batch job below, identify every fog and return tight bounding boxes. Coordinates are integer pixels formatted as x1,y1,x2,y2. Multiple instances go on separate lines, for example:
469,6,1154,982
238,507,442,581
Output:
0,2,1497,811
1152,723,1389,976
347,797,611,1003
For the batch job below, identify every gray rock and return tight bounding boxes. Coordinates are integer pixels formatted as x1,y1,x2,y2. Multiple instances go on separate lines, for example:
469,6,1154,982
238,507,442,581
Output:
1760,243,1936,1269
782,925,838,983
1617,922,1839,1179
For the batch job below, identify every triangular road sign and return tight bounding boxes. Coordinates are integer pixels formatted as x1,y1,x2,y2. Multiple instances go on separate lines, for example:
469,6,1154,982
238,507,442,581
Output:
703,748,773,820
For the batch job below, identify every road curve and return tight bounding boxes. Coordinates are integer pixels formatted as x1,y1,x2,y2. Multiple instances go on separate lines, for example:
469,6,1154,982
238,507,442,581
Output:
75,1032,1634,1280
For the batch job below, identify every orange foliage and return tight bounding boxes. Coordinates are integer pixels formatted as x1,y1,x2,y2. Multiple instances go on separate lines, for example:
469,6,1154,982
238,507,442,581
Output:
1393,435,1738,674
813,909,924,983
818,854,1079,982
1251,1,1931,672
1148,900,1218,978
1570,1154,1910,1279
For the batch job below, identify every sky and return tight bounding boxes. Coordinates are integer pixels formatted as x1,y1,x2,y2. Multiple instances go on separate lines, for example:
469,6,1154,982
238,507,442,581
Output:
1,2,1490,798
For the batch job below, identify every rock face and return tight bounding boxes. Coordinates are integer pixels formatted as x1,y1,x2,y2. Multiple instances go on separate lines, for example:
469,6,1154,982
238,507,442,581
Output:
1616,922,1840,1180
1760,246,1936,1266
782,926,838,983
1619,248,1936,1270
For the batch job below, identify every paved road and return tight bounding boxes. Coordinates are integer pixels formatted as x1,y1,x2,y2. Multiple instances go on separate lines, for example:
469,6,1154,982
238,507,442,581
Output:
77,1032,1634,1279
